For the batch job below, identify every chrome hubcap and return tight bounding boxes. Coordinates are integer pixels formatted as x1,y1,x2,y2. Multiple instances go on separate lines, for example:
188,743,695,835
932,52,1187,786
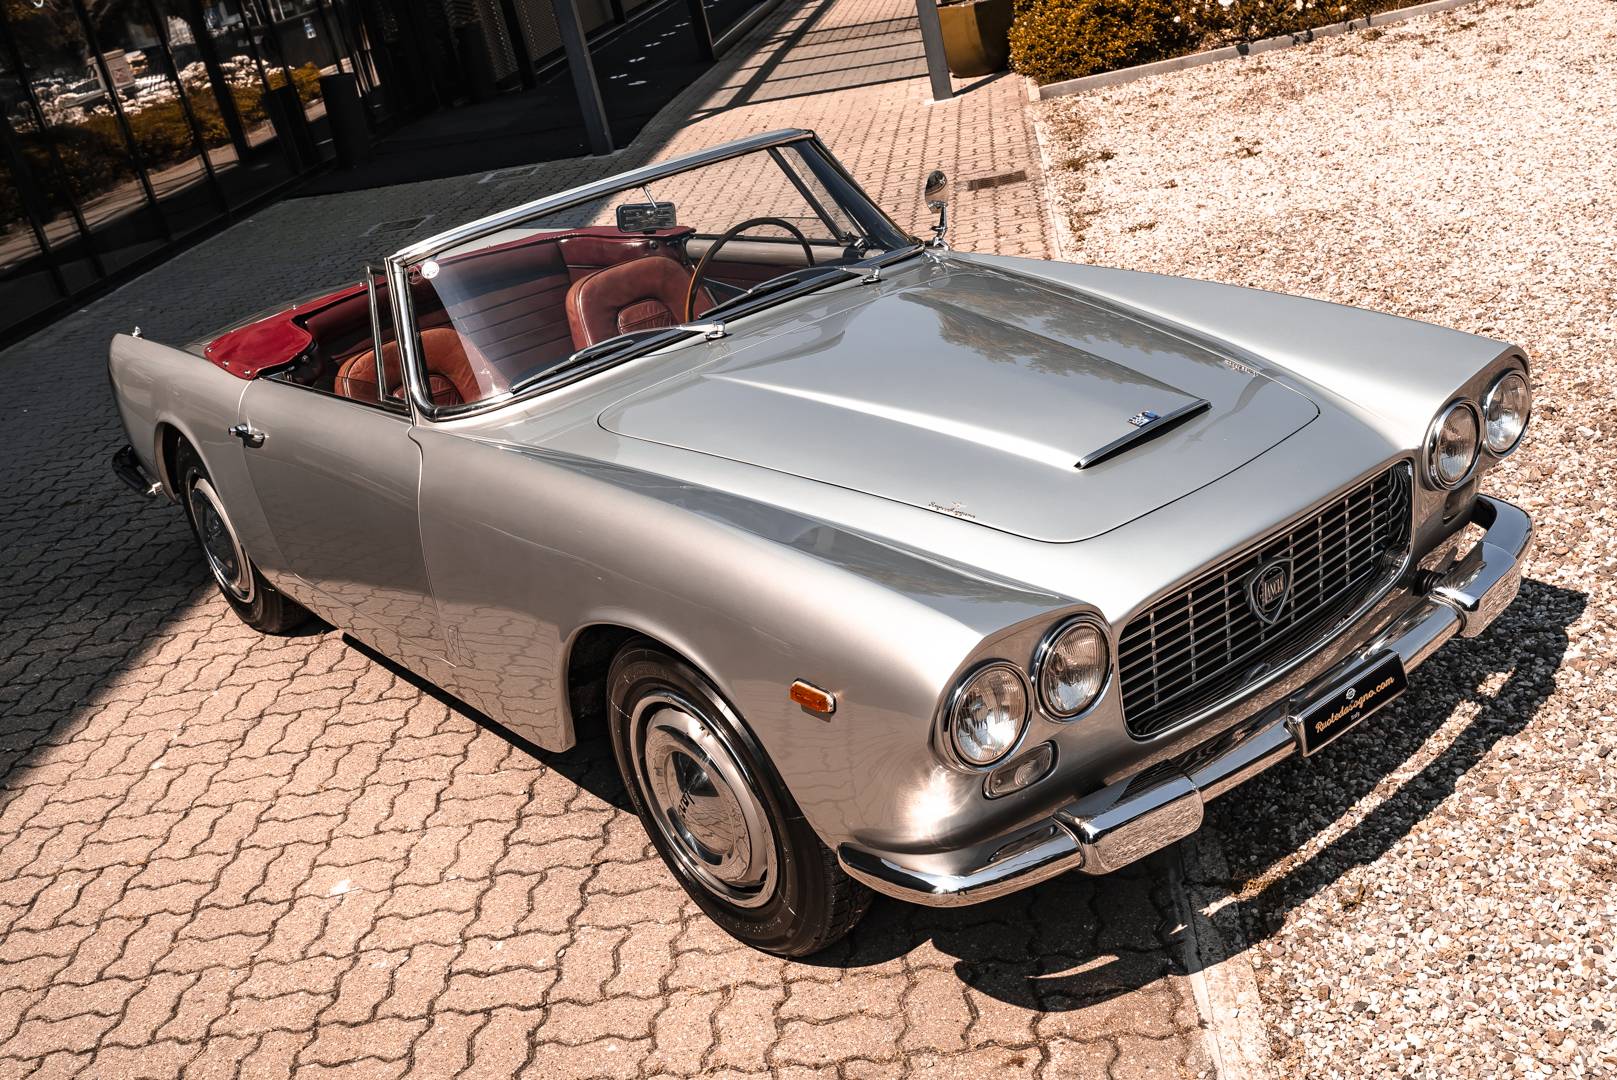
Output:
633,693,777,908
189,478,253,603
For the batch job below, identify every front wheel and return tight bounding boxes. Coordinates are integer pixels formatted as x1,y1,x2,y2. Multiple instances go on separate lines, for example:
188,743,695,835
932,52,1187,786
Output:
607,644,870,955
176,443,309,634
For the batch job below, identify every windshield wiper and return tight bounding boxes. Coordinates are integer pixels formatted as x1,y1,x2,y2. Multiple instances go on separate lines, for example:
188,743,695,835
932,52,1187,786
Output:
510,326,687,393
702,265,858,319
868,242,926,268
856,243,927,281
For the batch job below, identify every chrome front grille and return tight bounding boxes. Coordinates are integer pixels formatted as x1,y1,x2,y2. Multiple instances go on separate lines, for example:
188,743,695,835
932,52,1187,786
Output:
1118,464,1412,739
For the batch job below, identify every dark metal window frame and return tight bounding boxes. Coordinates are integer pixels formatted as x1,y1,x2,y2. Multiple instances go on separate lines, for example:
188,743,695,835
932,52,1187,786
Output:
0,0,348,347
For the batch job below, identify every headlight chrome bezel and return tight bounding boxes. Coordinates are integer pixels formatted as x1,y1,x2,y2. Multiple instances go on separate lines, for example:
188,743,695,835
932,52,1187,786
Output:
943,661,1031,770
1482,369,1531,457
1032,615,1112,720
1425,399,1482,490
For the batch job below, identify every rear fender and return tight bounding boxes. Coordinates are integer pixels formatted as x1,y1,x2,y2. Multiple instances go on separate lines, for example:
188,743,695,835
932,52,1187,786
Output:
108,333,287,580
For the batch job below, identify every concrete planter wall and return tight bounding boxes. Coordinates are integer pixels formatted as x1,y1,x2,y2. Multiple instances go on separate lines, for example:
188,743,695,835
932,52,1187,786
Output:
939,0,1014,77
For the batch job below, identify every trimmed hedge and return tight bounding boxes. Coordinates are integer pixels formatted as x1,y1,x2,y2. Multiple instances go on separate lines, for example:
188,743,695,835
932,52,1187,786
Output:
1009,0,1194,85
1012,0,1416,84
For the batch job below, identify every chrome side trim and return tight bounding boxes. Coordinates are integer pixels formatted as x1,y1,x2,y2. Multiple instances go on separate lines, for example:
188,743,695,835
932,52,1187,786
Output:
839,494,1530,907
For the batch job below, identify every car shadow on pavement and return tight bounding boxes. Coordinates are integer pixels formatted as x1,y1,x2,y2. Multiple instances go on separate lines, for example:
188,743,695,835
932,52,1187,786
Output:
347,577,1582,1017
340,634,638,815
802,577,1585,1012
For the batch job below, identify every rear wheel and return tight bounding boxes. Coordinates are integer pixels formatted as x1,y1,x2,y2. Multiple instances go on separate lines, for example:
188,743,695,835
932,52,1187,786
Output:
176,443,309,634
607,643,870,956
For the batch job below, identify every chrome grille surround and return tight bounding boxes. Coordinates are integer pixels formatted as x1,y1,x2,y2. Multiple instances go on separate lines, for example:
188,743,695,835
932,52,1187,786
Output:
1119,463,1413,740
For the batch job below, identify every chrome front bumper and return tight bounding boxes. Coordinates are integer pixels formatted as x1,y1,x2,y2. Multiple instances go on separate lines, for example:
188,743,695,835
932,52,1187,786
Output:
838,494,1532,907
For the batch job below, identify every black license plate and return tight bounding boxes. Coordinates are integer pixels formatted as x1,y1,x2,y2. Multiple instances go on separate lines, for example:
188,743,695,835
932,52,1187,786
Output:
1289,651,1407,757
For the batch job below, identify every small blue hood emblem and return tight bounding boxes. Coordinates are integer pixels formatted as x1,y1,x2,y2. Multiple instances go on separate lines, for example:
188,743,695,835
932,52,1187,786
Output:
1127,410,1161,429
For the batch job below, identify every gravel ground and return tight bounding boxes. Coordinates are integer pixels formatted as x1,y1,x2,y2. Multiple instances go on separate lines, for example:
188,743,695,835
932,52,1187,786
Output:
1036,2,1617,1077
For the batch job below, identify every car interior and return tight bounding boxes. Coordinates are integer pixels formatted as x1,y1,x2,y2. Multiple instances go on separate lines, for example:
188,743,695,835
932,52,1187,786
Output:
274,211,859,411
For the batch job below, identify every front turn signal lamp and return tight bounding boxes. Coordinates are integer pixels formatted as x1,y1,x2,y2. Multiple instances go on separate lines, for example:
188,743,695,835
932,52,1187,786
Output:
984,742,1056,798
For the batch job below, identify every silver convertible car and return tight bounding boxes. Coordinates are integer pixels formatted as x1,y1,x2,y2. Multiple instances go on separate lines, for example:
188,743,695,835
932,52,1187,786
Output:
109,130,1533,956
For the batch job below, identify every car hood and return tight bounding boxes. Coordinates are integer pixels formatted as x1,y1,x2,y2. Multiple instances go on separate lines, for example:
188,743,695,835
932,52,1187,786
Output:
599,262,1319,542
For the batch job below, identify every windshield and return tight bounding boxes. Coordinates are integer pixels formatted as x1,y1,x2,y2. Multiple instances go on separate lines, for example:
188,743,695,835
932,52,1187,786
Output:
396,139,913,411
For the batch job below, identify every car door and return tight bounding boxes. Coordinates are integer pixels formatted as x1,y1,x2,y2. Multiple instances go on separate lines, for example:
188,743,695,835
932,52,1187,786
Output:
234,273,445,676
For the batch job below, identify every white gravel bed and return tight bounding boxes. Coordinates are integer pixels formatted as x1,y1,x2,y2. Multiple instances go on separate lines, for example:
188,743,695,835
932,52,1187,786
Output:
1035,2,1617,1077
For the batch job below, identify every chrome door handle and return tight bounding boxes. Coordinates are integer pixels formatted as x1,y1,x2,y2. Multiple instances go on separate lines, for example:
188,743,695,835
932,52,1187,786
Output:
228,424,266,448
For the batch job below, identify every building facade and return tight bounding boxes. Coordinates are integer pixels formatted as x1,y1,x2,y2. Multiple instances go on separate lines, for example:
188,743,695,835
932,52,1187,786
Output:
1,0,766,344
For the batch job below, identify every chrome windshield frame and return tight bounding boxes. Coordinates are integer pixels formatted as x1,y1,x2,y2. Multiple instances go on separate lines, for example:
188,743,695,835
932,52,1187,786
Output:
384,129,912,422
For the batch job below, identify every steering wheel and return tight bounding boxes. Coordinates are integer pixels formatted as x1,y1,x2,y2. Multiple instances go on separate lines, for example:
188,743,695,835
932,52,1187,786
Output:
685,217,815,322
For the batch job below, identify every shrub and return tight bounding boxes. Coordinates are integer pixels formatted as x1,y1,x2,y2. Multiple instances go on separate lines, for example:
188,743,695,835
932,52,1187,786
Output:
22,120,130,206
1012,0,1416,84
267,63,324,104
1010,0,1194,85
1186,0,1390,45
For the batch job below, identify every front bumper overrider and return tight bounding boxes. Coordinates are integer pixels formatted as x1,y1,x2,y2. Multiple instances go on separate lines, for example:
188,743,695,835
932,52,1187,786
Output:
838,494,1532,907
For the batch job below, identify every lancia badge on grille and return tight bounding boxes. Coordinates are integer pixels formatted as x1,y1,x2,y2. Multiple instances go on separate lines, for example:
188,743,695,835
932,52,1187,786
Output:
1127,409,1161,429
1247,558,1293,624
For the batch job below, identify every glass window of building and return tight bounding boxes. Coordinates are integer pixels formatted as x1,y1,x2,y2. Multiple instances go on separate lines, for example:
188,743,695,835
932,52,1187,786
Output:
77,0,229,239
246,0,330,161
0,141,59,338
3,36,102,337
150,0,295,207
6,0,169,273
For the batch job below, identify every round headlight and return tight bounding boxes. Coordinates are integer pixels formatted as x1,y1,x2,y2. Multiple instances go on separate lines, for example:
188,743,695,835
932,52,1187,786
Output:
1483,371,1530,455
1038,618,1109,718
949,664,1028,767
1427,401,1480,488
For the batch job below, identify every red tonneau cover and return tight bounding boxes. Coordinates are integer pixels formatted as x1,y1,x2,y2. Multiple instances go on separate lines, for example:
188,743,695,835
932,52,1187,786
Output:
201,282,367,379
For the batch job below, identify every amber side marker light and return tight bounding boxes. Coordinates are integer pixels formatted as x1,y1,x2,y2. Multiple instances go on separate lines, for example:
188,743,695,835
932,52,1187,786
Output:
790,680,837,715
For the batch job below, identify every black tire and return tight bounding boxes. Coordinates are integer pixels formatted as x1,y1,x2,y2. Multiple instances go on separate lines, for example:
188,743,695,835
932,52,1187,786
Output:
608,643,870,956
175,442,310,634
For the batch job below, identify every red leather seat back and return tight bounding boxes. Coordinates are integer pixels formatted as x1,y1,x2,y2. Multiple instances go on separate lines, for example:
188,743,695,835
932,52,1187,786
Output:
557,233,683,282
334,328,507,407
565,257,712,350
426,231,686,378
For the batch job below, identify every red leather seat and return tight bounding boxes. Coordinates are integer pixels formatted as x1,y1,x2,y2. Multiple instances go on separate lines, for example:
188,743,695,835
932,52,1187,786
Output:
334,327,508,407
565,256,713,350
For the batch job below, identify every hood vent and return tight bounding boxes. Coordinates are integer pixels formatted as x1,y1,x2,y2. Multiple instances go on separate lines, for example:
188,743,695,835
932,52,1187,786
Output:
1076,399,1211,469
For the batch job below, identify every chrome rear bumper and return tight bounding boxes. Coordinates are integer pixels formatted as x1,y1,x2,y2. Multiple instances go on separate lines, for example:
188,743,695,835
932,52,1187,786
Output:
838,494,1531,907
112,445,163,498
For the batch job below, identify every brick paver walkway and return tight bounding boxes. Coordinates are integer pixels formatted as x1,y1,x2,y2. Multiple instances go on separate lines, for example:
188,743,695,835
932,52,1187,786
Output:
0,1,1209,1076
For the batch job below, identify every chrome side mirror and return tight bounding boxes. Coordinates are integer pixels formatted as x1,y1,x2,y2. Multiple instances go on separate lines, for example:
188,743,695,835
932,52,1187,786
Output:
923,169,949,246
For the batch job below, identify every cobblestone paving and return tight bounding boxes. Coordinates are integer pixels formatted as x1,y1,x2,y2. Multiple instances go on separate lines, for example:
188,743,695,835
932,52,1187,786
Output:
0,0,1211,1076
